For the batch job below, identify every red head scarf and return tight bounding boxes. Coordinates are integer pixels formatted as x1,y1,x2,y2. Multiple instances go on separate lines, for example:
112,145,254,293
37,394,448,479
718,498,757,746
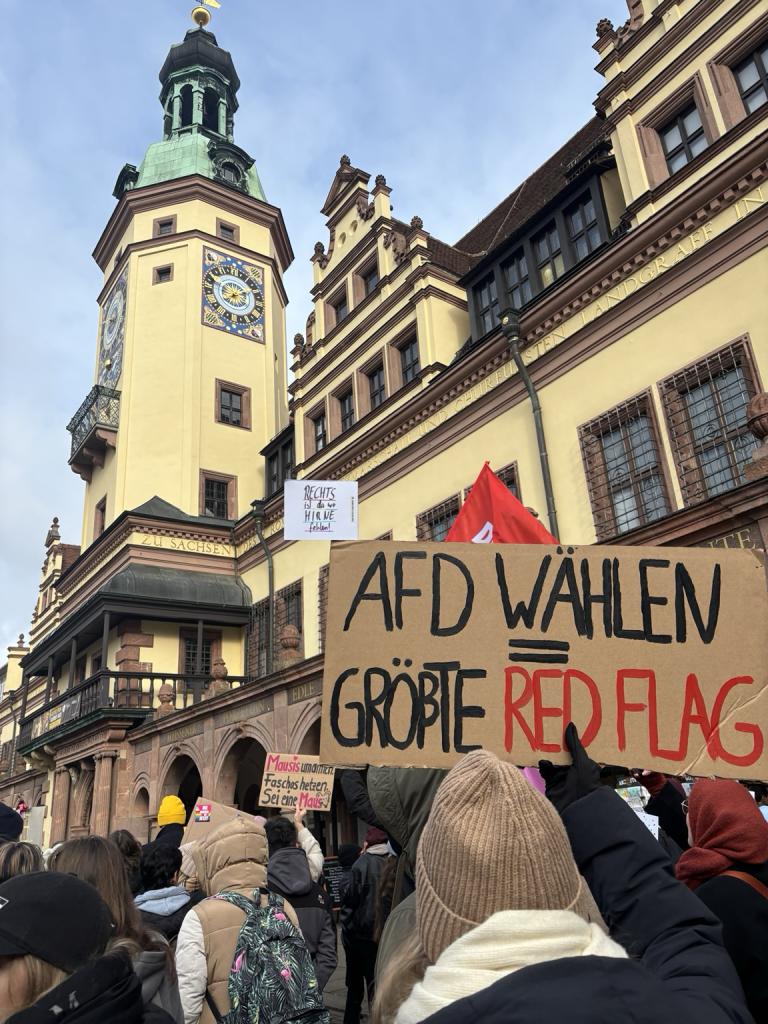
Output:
675,778,768,890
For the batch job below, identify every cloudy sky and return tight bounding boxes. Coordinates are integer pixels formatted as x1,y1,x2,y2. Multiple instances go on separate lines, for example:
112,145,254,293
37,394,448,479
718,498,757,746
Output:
0,0,627,655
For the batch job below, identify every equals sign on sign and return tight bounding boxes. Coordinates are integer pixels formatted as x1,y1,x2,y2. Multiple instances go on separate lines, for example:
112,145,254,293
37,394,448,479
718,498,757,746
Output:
508,639,570,664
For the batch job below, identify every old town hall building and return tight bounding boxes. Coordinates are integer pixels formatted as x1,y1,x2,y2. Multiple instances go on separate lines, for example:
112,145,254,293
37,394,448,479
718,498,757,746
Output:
1,0,767,846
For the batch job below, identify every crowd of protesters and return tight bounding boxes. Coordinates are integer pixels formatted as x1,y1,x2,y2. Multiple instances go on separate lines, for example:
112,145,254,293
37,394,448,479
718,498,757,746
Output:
0,740,764,1024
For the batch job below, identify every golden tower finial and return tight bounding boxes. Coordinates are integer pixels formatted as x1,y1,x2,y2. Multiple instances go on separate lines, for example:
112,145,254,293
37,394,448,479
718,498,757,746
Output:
191,0,220,27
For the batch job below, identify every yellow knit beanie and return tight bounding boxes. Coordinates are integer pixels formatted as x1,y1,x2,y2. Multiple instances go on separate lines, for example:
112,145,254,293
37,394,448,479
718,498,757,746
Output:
157,795,186,826
416,749,587,963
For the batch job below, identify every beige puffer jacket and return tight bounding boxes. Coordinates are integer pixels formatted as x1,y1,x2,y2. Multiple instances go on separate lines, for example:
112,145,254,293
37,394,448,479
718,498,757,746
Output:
175,817,299,1024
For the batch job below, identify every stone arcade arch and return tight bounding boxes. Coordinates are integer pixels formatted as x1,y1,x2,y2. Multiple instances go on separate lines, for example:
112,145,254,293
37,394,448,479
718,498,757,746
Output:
161,752,203,822
215,733,268,815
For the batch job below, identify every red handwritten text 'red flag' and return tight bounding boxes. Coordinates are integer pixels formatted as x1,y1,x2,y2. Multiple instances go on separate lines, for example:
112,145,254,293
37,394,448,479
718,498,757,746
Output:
445,462,557,545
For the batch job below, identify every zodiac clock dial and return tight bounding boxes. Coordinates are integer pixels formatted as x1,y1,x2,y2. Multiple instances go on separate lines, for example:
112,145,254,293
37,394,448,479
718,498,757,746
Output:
98,270,127,388
201,248,265,342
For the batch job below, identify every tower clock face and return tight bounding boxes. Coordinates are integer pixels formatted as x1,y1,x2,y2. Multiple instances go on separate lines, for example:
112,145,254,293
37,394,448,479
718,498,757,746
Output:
201,248,265,341
98,270,128,388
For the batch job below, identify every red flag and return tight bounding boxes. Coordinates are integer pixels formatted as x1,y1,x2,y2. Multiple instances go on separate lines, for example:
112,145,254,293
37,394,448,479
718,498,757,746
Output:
445,462,557,544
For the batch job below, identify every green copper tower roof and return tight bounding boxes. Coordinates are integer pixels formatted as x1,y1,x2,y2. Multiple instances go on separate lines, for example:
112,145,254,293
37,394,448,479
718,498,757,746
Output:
113,27,265,202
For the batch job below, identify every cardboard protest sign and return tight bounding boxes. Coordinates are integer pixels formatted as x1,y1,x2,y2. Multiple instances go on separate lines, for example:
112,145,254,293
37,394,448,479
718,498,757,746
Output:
182,798,242,845
284,479,358,540
258,753,335,812
319,541,768,780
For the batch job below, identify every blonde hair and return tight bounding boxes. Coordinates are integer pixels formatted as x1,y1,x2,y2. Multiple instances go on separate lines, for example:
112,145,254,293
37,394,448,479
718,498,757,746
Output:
370,928,430,1024
0,954,68,1019
0,842,43,884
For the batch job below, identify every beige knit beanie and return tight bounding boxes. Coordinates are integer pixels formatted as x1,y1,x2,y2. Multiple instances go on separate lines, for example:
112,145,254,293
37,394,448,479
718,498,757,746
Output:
416,749,587,963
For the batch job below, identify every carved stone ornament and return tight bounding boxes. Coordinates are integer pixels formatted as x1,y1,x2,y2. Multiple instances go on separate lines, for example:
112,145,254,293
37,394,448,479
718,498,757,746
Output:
275,624,303,670
45,518,61,548
596,17,614,36
314,241,325,255
293,333,305,353
383,229,408,264
340,154,351,167
204,658,230,700
745,392,768,481
68,766,81,787
356,194,375,221
410,215,424,231
155,682,177,716
374,174,387,188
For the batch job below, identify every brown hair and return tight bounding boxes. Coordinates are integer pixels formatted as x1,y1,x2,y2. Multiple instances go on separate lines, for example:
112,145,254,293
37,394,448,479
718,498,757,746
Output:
108,829,142,876
0,842,44,884
48,837,174,978
370,928,429,1024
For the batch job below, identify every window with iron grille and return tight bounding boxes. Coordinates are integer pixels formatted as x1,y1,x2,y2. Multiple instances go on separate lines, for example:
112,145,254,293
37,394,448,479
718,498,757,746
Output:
363,264,380,295
580,395,670,540
659,103,708,175
567,193,602,262
474,274,498,334
533,223,564,288
339,391,355,432
204,478,228,518
734,41,768,115
249,581,304,677
220,389,242,426
503,250,531,308
400,338,420,385
368,365,386,410
313,413,327,452
184,637,212,676
318,564,329,652
466,463,519,501
416,495,461,542
660,342,759,506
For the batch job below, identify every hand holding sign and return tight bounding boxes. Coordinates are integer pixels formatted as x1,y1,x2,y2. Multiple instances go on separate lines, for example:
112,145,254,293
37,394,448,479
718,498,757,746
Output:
539,723,601,814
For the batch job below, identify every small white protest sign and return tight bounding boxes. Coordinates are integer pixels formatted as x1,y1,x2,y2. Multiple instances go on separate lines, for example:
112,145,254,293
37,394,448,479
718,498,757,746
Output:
635,810,660,839
284,480,358,540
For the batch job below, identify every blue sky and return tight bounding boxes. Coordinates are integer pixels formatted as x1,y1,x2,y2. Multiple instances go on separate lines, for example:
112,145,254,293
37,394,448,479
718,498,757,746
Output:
0,0,627,656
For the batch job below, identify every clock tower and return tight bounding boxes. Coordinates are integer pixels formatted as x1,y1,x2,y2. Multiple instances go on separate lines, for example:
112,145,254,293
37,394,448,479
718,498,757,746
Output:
69,21,293,546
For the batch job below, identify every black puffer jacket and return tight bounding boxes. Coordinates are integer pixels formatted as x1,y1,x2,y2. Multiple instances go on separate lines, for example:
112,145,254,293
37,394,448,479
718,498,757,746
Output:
267,846,337,991
9,954,176,1024
693,859,768,1023
416,788,752,1024
340,846,389,944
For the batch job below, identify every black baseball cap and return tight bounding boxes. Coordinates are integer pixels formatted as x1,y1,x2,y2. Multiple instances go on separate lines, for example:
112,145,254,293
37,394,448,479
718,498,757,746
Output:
0,872,113,972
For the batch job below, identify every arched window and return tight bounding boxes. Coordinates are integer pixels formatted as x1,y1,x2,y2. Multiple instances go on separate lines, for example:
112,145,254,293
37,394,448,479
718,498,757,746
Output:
221,163,240,184
180,85,193,128
203,88,219,131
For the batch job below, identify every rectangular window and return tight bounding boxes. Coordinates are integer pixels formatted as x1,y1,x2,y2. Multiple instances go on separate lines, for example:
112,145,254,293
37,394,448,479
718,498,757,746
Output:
363,264,380,295
503,251,531,308
474,274,498,335
219,389,242,426
204,478,228,519
94,496,107,537
580,395,670,540
249,583,303,677
339,391,355,432
660,341,759,505
153,265,173,284
267,453,280,495
217,219,238,243
465,463,519,501
368,365,386,410
567,194,602,262
400,338,420,385
215,380,250,429
333,294,348,324
416,495,460,542
734,41,768,114
314,413,327,452
660,103,708,174
533,224,564,288
154,217,176,237
184,637,212,676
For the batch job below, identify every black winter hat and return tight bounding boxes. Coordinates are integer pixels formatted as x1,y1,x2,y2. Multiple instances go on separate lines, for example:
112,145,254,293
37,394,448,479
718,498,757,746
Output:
0,803,24,841
0,872,113,972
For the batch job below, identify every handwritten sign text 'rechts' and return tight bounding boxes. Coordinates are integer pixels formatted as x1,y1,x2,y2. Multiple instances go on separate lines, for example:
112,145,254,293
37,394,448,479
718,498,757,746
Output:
259,753,335,811
284,480,359,540
319,541,768,779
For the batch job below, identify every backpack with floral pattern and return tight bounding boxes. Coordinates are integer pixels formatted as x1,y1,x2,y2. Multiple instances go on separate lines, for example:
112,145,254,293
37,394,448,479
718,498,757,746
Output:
204,887,330,1024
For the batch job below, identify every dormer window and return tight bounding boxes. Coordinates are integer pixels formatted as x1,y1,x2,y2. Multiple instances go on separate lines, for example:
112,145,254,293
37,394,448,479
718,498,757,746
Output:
221,163,240,184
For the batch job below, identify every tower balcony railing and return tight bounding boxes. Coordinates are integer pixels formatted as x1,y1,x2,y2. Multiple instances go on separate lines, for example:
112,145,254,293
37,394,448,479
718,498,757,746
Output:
66,386,120,482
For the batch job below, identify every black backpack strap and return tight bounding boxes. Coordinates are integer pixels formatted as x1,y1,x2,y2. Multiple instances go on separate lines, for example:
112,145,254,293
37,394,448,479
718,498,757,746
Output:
205,989,223,1023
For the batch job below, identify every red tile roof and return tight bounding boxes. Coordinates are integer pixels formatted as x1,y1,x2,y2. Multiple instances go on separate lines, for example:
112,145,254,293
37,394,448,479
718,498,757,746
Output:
453,117,608,266
59,544,81,572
